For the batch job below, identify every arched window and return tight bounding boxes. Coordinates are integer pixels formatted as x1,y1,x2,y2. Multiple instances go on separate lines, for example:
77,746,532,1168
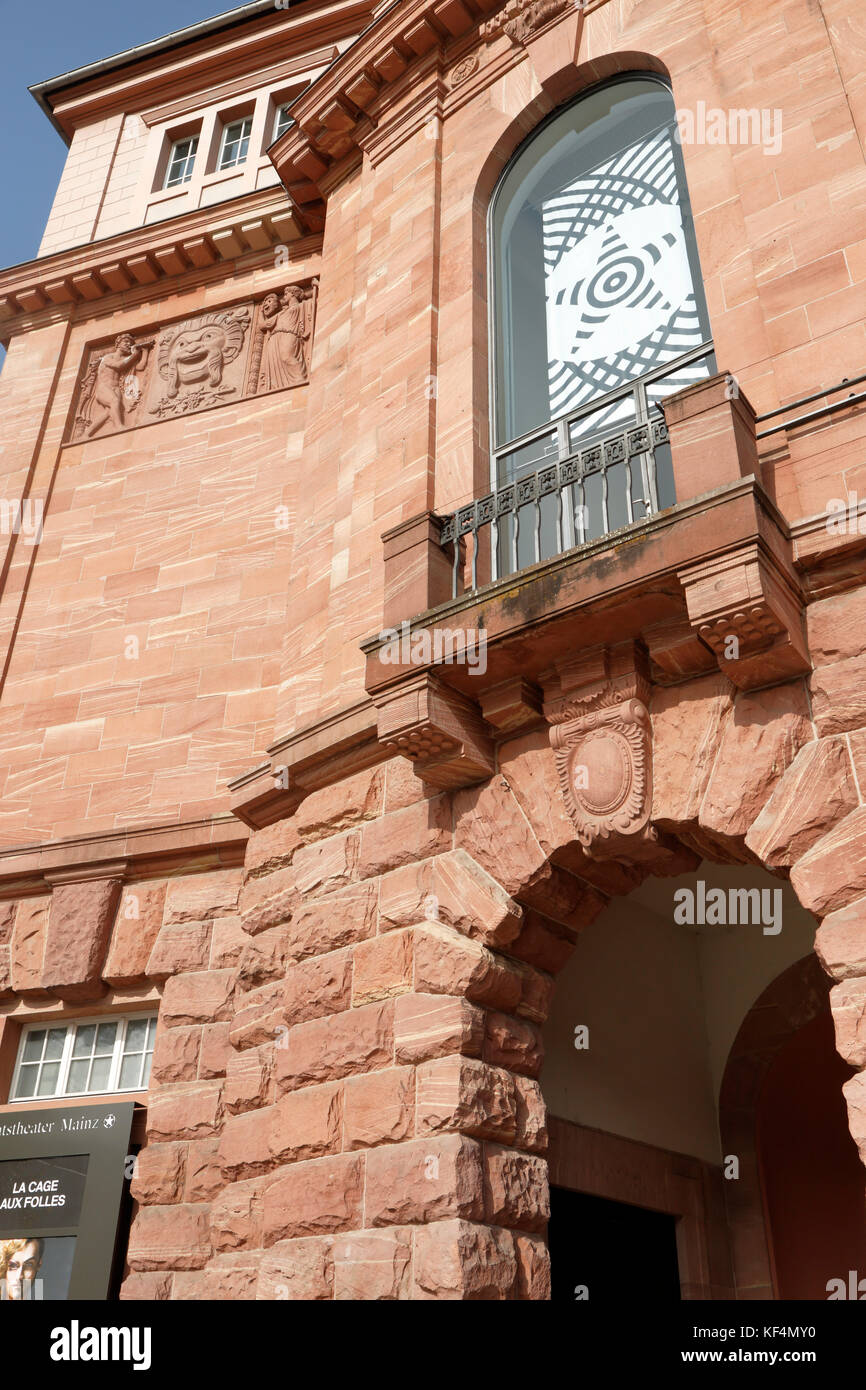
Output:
489,76,714,568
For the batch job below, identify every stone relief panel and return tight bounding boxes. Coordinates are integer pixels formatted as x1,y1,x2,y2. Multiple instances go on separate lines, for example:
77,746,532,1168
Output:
65,280,318,445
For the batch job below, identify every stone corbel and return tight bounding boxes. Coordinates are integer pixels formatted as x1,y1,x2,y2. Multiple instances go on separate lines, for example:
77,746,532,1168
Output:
543,643,657,857
375,672,495,788
482,0,572,44
678,545,810,690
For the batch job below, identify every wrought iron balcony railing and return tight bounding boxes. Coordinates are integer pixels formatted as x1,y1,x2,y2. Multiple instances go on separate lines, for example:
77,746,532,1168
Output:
440,415,671,598
439,341,715,600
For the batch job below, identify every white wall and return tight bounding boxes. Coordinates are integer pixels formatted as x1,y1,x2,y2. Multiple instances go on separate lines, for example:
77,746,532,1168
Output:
541,863,817,1164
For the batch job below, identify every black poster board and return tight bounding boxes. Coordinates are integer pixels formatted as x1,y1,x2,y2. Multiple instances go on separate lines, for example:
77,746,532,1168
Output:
0,1102,134,1301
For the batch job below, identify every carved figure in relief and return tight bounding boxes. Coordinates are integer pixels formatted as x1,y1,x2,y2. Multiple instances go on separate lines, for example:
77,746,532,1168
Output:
76,333,153,438
156,308,250,400
257,281,317,391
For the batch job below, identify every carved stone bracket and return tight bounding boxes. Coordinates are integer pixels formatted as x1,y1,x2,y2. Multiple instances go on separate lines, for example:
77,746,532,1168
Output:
482,0,571,44
375,672,495,789
678,544,810,690
544,643,656,856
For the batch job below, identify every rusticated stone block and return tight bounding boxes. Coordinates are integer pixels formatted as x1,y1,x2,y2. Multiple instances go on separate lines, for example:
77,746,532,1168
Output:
150,1025,201,1084
364,1134,485,1227
210,1176,266,1252
127,1203,211,1271
237,926,287,988
240,865,298,936
296,766,386,842
507,910,580,976
416,1056,518,1143
379,849,523,949
699,685,812,842
483,1012,543,1077
229,981,284,1049
163,870,241,924
274,1001,393,1092
830,978,866,1067
343,1067,414,1149
170,1272,209,1300
270,1082,343,1163
412,923,523,1012
162,969,235,1026
10,900,48,1000
146,922,212,982
393,992,484,1064
199,1022,231,1078
483,1145,549,1231
218,1105,272,1179
148,1081,224,1141
791,808,866,917
453,776,547,899
517,967,555,1025
292,833,358,897
354,795,451,880
333,1227,412,1300
104,882,166,987
224,1045,273,1114
119,1271,172,1301
285,880,377,964
810,656,866,738
842,1071,866,1167
42,878,121,1002
0,903,15,944
244,820,302,880
209,915,248,970
130,1142,187,1205
185,1138,222,1203
651,673,733,830
815,897,866,980
352,931,413,1005
413,1219,517,1300
263,1153,364,1243
745,737,858,869
0,945,13,1001
202,1251,260,1300
513,1075,548,1154
13,900,51,999
256,1236,334,1300
283,949,352,1027
514,1231,551,1300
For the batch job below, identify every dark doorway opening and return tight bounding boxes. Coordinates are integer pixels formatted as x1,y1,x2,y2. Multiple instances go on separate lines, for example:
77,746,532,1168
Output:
549,1186,682,1301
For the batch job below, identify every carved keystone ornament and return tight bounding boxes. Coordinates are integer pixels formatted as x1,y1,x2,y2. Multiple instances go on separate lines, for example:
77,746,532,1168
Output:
545,644,654,854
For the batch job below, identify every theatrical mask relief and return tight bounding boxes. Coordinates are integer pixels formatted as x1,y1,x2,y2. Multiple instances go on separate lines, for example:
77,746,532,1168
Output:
67,280,318,443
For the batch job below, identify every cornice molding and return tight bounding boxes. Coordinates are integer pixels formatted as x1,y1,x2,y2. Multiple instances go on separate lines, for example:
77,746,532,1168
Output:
0,187,318,341
269,0,512,212
39,0,375,141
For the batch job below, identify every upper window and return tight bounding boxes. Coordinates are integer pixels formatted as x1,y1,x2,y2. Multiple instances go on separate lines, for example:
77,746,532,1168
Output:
164,135,199,189
218,117,253,171
10,1015,157,1101
490,76,713,539
273,105,295,141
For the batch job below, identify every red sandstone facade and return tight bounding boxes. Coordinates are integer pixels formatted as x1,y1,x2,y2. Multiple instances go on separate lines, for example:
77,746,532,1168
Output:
0,0,865,1300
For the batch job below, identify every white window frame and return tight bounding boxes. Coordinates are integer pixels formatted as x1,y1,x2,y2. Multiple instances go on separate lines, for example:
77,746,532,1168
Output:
273,104,294,141
217,116,253,171
10,1013,158,1103
164,134,199,189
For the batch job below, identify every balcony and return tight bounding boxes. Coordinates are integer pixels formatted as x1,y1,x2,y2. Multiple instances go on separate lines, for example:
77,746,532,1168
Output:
441,342,715,598
361,366,822,793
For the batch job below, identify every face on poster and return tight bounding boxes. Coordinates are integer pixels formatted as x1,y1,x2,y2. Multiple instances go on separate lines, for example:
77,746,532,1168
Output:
0,1155,88,1301
0,1104,134,1302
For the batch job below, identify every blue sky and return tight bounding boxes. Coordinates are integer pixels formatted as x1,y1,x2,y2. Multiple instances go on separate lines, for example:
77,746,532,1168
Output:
0,0,234,270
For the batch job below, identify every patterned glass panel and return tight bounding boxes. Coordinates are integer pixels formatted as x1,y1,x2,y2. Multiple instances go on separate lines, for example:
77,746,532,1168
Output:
542,124,708,422
492,78,712,454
